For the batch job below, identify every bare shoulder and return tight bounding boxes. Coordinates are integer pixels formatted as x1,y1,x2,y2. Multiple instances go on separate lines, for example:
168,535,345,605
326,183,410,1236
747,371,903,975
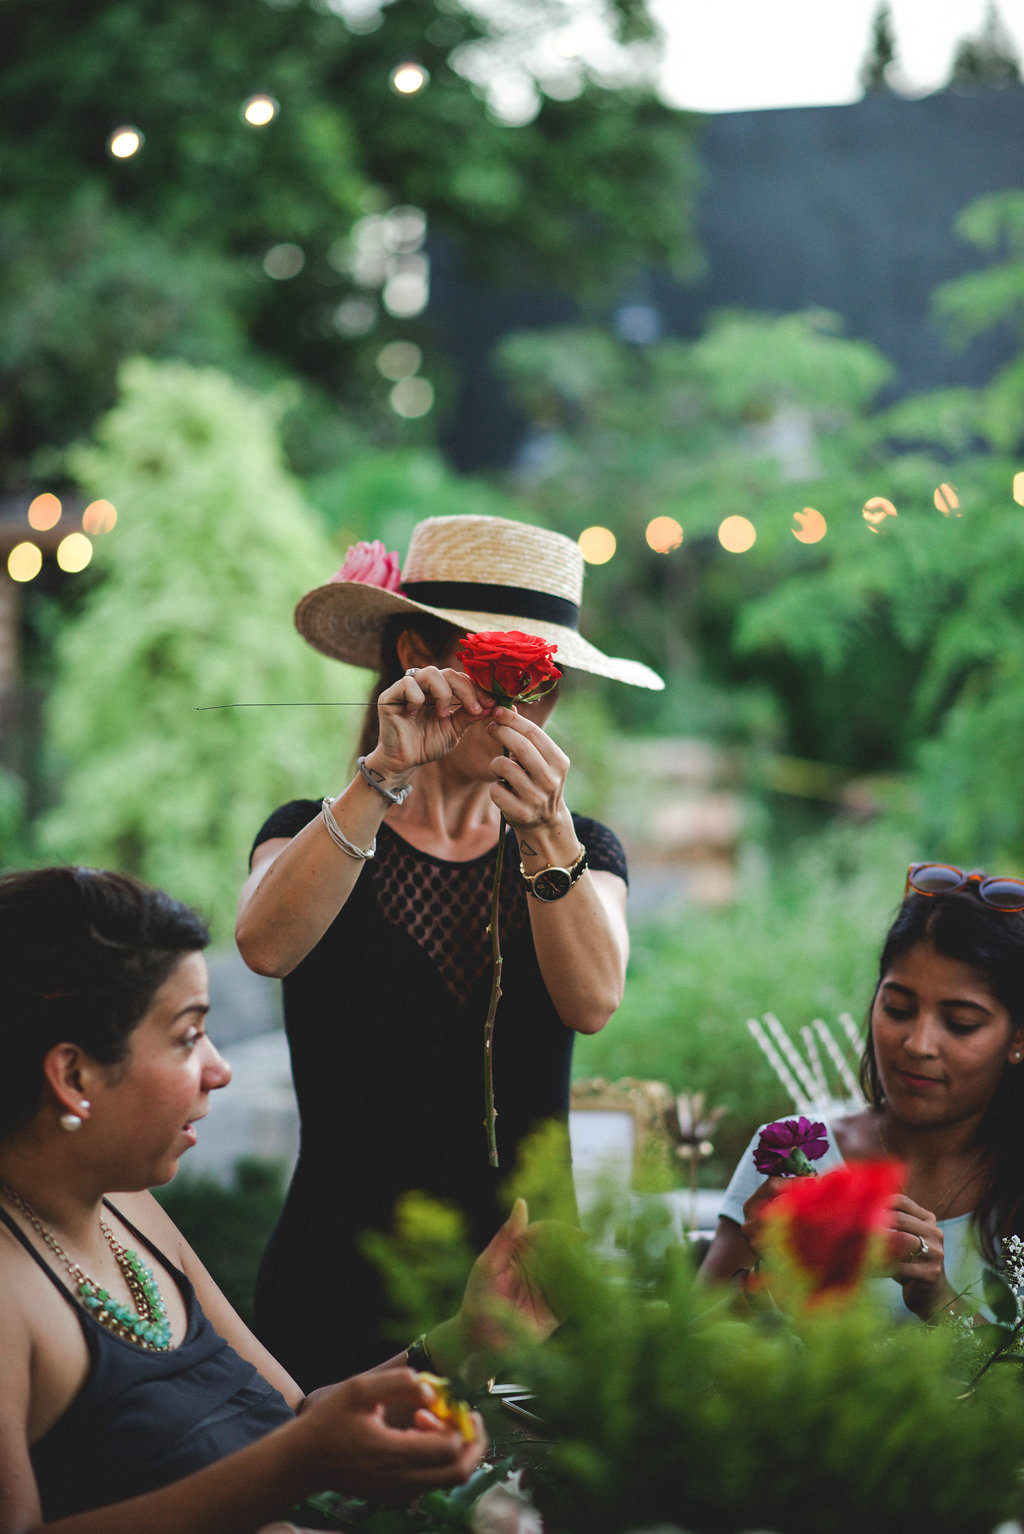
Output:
831,1109,881,1160
0,1216,92,1445
108,1187,188,1249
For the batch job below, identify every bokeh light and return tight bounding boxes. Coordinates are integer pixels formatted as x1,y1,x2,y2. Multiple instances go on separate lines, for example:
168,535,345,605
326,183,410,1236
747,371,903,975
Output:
934,482,960,515
376,341,422,381
382,265,429,317
391,62,429,94
263,244,305,280
243,94,278,126
7,542,42,583
27,493,61,531
791,507,827,544
389,377,434,418
82,499,117,535
718,515,756,553
107,126,143,159
862,495,897,533
645,515,683,553
56,533,93,573
332,297,377,337
578,526,616,565
1014,472,1024,507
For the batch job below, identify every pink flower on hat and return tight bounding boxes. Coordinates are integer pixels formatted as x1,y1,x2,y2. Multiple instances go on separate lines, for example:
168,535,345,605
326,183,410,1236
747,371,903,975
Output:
330,540,402,591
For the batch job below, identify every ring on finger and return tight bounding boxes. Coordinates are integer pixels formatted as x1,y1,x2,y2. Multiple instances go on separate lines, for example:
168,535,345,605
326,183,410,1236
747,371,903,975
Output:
912,1235,930,1260
405,667,419,677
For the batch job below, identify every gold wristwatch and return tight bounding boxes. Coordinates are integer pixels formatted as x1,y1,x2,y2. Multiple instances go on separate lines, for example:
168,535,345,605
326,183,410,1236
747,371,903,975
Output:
520,844,588,901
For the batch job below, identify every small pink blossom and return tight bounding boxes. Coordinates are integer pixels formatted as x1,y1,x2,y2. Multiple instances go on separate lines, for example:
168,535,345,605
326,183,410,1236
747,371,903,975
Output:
753,1116,829,1178
329,539,402,591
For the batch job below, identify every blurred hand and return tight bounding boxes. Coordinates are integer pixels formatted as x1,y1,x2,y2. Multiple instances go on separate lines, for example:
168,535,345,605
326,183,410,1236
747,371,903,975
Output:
298,1367,484,1499
740,1176,790,1257
885,1192,950,1318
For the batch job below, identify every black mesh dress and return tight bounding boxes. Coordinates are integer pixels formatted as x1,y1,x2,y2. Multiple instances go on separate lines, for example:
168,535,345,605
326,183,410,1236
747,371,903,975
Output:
249,803,627,1389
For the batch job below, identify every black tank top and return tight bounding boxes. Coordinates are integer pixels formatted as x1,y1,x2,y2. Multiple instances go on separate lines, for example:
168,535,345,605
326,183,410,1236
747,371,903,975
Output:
1,1201,295,1520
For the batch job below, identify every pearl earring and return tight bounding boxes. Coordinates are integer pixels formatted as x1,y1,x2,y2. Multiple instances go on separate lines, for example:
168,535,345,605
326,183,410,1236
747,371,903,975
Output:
1011,1052,1022,1065
59,1100,90,1131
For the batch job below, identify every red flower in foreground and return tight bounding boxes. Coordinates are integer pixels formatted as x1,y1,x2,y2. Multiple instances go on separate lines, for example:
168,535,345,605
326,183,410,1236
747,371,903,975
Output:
753,1116,829,1178
457,631,561,703
762,1160,904,1298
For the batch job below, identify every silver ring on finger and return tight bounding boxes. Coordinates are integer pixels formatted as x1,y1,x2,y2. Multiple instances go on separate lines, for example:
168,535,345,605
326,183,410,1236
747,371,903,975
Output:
913,1235,930,1260
405,667,419,677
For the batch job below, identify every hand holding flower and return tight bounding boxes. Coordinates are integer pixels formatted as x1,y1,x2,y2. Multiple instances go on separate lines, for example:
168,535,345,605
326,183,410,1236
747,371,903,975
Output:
885,1191,951,1319
753,1116,829,1178
372,664,492,780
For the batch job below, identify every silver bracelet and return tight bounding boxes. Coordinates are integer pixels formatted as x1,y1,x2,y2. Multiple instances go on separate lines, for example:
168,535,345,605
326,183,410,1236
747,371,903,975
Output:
320,797,375,860
357,755,413,806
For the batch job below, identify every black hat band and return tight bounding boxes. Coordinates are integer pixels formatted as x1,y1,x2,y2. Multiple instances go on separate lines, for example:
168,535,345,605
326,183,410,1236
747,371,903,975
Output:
399,580,580,631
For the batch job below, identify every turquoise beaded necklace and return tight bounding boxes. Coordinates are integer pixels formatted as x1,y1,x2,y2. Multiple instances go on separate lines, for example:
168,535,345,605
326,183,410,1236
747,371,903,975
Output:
1,1182,171,1351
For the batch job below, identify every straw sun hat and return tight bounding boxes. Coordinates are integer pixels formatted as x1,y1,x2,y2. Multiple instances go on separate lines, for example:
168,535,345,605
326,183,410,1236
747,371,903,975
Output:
295,514,664,690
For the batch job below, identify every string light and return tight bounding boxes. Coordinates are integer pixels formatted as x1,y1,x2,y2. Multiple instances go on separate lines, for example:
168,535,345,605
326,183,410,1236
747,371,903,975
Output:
243,94,278,126
107,127,143,159
7,543,42,583
82,500,117,535
578,526,616,565
718,516,756,553
56,534,93,573
645,516,683,553
933,483,960,516
791,507,827,544
27,493,61,531
391,62,429,94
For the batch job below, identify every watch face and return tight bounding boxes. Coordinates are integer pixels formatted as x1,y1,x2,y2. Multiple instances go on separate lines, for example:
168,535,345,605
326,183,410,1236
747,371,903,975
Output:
533,867,572,901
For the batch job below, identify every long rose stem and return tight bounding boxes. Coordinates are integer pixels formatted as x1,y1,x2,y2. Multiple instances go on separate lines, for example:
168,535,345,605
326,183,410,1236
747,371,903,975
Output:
483,808,506,1168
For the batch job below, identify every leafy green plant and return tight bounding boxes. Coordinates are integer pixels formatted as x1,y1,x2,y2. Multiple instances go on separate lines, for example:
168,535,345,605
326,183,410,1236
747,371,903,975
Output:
39,359,359,936
574,823,909,1175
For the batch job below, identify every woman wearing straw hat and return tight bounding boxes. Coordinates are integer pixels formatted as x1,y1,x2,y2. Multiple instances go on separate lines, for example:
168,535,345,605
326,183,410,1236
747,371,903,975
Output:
236,514,663,1389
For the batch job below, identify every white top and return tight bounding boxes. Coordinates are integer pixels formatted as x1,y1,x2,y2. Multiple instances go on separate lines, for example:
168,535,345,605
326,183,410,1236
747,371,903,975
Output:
719,1117,984,1324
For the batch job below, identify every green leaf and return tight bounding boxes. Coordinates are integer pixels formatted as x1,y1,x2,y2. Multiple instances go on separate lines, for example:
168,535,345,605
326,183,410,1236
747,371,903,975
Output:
982,1266,1020,1328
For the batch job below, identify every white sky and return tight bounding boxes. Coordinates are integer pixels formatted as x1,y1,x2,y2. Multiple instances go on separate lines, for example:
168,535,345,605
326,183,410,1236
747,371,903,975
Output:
651,0,1024,112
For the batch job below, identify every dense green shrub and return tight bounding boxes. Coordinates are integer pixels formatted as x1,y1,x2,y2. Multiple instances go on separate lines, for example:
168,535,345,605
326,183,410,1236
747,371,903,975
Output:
574,821,913,1176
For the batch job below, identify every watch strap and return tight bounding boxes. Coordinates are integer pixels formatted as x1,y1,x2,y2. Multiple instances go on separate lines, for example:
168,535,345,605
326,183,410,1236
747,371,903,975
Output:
520,843,588,898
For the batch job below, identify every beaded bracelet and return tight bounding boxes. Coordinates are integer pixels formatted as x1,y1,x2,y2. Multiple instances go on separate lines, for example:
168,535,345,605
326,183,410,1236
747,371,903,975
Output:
358,756,413,806
320,797,375,860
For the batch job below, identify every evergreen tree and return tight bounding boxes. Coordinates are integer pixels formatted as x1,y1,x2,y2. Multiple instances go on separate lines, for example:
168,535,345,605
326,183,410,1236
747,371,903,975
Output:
859,3,899,94
947,3,1022,89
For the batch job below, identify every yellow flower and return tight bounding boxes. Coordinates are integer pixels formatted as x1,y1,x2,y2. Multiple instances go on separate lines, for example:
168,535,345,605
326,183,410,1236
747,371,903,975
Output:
417,1372,477,1442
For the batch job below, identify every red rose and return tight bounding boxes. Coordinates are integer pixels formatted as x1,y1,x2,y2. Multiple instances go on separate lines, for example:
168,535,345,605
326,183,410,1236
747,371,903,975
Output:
761,1160,903,1298
457,630,561,703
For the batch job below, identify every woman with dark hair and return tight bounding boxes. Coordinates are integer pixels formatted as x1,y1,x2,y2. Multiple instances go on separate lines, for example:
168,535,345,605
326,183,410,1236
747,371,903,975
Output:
700,865,1024,1322
0,865,557,1534
237,514,663,1388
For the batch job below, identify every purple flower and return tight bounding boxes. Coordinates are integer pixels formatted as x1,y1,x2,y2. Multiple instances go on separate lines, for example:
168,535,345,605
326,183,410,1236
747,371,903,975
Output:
753,1116,829,1178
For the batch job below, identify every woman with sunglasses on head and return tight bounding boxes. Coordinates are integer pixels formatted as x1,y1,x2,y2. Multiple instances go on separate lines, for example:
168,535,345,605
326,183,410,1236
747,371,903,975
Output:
700,863,1024,1323
236,515,663,1390
0,864,565,1534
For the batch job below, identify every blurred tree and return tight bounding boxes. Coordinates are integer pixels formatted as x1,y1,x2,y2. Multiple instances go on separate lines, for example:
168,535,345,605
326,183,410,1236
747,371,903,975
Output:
38,358,362,935
946,3,1022,90
0,0,701,488
858,4,900,95
494,309,895,749
736,190,1024,864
